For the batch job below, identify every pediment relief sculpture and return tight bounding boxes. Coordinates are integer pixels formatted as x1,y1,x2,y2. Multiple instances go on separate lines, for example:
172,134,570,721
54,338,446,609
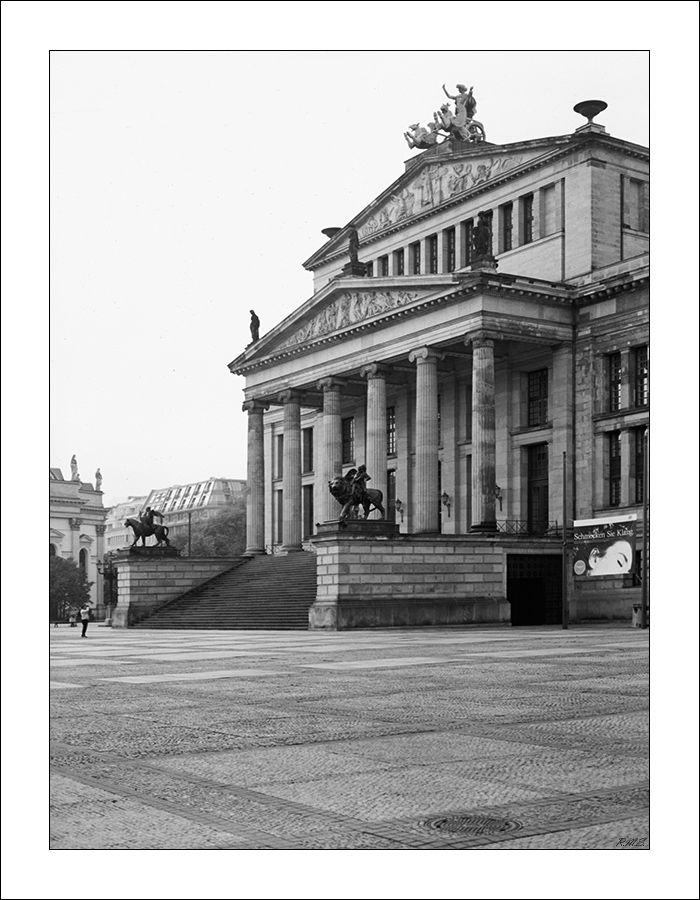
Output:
279,289,421,349
360,153,525,238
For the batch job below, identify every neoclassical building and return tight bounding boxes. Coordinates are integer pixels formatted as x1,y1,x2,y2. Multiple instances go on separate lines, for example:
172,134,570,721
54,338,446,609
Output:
49,458,108,612
229,95,648,629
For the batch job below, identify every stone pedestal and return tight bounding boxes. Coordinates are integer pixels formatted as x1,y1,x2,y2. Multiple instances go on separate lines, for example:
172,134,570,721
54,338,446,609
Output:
341,261,367,277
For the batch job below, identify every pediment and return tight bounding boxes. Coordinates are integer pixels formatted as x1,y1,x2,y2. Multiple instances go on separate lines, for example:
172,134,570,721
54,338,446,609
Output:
305,137,571,268
50,528,65,541
230,278,455,373
79,533,94,545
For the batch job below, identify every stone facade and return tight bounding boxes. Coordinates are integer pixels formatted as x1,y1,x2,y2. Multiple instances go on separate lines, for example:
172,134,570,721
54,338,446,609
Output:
229,111,649,628
49,462,108,613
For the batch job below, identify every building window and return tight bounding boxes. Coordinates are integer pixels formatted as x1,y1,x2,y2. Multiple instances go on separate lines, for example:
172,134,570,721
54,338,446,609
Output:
365,261,373,277
520,193,534,244
49,543,57,557
275,434,284,479
386,469,396,523
634,427,647,504
302,485,314,539
608,352,622,412
393,248,404,276
342,417,355,464
302,427,314,474
386,406,396,456
465,381,473,442
623,178,649,233
378,255,389,277
410,241,421,275
461,219,473,267
527,443,549,534
275,491,283,543
79,548,88,573
444,226,456,272
609,431,622,507
500,203,513,252
527,369,548,427
428,234,438,273
633,345,648,408
540,184,556,237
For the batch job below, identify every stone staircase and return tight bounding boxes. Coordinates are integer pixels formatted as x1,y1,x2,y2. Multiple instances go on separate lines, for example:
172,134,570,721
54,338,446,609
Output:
134,552,317,630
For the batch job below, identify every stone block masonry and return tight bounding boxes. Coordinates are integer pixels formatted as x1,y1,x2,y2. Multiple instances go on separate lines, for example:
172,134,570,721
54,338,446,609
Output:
112,556,236,627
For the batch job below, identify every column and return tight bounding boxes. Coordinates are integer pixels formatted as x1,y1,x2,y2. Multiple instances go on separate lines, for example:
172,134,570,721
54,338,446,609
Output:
69,517,81,562
317,378,345,522
408,347,442,533
243,399,269,554
279,390,302,551
470,335,497,531
360,364,388,519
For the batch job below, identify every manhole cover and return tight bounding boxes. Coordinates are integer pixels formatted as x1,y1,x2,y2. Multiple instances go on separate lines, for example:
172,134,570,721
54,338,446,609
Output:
421,815,523,837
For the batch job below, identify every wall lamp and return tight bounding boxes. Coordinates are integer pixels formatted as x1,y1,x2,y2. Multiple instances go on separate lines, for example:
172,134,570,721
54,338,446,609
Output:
494,485,503,512
394,498,404,523
441,492,451,518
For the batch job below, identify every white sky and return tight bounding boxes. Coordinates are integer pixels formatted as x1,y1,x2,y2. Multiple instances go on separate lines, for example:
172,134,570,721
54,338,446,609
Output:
2,2,699,897
48,47,653,507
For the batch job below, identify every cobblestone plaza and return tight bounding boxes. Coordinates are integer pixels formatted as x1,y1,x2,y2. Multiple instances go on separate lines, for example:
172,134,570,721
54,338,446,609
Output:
50,624,650,852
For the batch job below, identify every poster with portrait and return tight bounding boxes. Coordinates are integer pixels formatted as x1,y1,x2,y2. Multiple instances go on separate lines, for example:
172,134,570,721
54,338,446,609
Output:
572,514,637,577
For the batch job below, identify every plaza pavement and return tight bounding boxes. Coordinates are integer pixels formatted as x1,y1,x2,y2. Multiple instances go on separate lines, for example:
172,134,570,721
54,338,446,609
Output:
50,622,649,850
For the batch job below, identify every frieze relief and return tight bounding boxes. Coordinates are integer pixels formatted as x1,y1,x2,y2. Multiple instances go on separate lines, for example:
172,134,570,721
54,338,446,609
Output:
279,290,421,349
360,155,525,238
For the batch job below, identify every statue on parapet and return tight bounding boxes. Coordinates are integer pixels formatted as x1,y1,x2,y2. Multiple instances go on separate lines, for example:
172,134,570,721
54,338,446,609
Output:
95,468,102,491
404,120,441,151
342,226,367,276
70,454,79,481
437,83,486,142
328,465,386,523
249,310,260,343
472,210,495,261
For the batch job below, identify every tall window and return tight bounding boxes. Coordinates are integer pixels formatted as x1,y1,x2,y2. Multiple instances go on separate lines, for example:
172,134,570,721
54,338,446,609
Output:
342,417,355,464
528,369,548,427
275,491,283,543
378,255,389,276
444,226,456,272
520,193,534,244
386,406,396,456
540,184,556,237
302,427,314,474
79,549,88,573
365,261,373,277
609,431,622,507
302,485,314,539
500,203,513,252
275,434,284,479
633,345,648,408
393,248,404,276
410,241,421,274
634,427,647,504
462,219,473,267
527,443,549,534
609,352,622,412
386,469,396,523
465,381,473,442
428,234,438,273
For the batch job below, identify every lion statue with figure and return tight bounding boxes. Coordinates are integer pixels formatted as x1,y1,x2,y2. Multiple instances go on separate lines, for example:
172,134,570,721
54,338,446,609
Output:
329,467,385,523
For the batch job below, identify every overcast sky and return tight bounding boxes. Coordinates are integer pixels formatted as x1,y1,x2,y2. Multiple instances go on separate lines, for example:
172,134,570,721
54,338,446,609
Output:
48,48,653,506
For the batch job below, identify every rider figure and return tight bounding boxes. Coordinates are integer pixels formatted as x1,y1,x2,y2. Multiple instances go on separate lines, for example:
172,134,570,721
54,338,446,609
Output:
140,506,164,529
351,465,371,504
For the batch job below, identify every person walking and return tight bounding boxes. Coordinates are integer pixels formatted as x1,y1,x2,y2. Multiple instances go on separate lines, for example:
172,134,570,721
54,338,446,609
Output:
79,603,91,638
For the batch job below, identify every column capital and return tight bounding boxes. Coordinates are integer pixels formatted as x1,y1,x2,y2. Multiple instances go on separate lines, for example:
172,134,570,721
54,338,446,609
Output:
95,524,107,535
277,389,303,405
316,377,347,393
69,518,82,530
242,399,270,414
409,347,444,365
464,332,499,350
359,363,392,380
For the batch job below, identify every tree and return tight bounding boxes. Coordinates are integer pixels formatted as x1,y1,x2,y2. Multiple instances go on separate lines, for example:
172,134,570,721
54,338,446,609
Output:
49,557,93,621
188,498,247,557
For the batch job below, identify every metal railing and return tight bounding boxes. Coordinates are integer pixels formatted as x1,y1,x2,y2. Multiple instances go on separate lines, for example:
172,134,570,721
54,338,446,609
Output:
496,520,562,537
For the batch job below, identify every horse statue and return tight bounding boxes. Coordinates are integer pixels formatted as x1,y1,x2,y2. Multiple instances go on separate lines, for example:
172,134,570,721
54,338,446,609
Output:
435,103,486,143
125,508,171,548
329,469,385,523
404,121,441,151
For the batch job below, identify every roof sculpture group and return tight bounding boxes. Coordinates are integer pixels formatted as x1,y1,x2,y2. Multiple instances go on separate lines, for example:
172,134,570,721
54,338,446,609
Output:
404,83,486,150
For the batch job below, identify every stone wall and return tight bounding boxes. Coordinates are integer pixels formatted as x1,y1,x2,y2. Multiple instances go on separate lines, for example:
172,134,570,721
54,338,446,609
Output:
111,555,236,627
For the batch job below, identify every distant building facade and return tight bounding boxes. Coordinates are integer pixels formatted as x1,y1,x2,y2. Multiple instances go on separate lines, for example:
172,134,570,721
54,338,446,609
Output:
106,478,246,551
229,92,649,628
49,459,108,611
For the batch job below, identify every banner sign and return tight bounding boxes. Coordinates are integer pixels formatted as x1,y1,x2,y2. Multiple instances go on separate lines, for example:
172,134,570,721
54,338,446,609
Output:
572,514,637,577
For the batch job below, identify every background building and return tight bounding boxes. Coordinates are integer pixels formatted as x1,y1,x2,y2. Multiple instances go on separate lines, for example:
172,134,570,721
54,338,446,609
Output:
49,458,108,612
229,94,649,628
105,478,246,552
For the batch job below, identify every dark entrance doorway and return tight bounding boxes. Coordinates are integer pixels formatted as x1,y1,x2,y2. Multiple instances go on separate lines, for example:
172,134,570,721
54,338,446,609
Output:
507,554,562,625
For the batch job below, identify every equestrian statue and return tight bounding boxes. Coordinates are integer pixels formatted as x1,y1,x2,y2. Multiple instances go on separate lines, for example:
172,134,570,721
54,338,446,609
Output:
328,465,386,524
125,507,171,548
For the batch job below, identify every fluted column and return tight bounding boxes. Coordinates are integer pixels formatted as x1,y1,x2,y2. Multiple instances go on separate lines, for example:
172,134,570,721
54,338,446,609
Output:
69,517,81,562
470,335,497,531
360,364,389,519
243,399,269,554
279,390,303,551
317,378,345,522
409,347,443,533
